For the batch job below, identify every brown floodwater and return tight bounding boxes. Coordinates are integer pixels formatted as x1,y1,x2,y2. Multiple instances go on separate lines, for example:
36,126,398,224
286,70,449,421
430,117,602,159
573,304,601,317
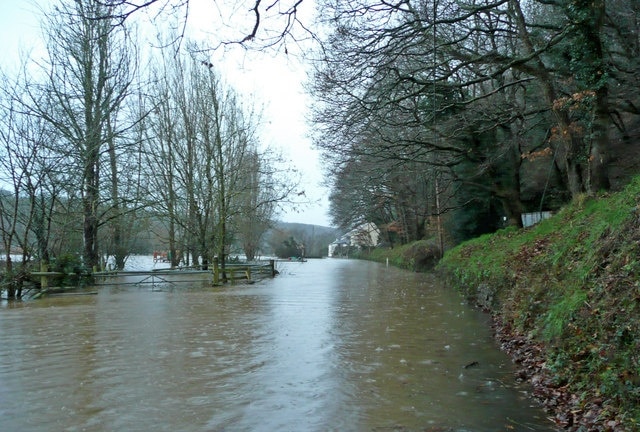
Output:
0,258,558,431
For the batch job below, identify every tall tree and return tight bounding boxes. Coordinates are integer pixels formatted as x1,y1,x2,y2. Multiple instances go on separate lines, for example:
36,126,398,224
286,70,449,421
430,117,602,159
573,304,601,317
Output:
232,146,298,261
27,0,138,270
144,47,258,271
0,68,70,297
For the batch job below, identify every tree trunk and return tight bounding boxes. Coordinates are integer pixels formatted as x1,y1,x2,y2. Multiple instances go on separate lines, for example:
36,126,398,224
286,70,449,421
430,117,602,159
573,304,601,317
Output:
83,161,100,270
108,125,127,270
588,30,611,192
509,0,586,198
564,141,586,197
5,255,15,299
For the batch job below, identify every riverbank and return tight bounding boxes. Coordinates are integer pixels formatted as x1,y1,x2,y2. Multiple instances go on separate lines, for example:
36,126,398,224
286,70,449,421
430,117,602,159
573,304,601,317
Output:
360,239,441,272
436,178,640,431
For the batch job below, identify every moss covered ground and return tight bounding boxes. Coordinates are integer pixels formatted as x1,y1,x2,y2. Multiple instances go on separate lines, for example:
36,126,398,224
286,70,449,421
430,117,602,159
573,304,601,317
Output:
362,239,441,272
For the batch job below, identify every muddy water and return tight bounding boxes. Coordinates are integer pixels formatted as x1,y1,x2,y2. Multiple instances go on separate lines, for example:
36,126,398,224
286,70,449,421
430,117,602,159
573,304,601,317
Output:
0,259,557,431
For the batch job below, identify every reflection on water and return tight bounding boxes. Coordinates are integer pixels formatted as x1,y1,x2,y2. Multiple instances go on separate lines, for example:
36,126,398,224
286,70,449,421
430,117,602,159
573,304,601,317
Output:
0,259,557,431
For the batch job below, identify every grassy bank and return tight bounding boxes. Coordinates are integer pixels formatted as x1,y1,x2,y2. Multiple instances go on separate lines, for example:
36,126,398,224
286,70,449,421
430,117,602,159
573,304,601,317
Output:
437,177,640,431
359,239,440,272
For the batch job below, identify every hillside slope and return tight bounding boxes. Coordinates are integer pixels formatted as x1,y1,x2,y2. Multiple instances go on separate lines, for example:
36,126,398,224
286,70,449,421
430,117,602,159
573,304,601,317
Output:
437,178,640,431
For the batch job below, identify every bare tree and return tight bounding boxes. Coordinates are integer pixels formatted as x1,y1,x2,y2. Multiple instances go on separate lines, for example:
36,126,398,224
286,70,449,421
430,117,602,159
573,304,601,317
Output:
26,0,138,270
0,74,29,298
232,146,299,261
143,37,302,271
144,46,257,270
0,67,70,297
95,0,313,50
143,53,185,267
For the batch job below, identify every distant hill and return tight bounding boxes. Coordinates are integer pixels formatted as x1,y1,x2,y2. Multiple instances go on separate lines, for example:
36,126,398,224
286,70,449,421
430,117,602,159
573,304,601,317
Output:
274,221,337,235
265,222,338,258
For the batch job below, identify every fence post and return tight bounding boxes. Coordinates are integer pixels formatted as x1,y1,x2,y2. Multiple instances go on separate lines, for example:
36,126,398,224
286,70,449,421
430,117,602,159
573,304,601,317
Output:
213,257,219,285
40,262,48,289
269,259,275,277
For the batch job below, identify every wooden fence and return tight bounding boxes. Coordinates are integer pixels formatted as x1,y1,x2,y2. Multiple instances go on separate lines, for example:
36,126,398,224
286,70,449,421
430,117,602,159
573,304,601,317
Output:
27,259,277,297
212,259,276,285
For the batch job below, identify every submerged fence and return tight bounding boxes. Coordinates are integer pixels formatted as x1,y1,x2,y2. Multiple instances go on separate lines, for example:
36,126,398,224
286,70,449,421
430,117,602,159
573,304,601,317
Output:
212,258,277,284
19,258,278,299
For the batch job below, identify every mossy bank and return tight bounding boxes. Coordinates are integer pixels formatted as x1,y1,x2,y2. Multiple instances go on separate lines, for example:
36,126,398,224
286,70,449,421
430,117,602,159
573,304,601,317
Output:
360,239,441,272
437,177,640,431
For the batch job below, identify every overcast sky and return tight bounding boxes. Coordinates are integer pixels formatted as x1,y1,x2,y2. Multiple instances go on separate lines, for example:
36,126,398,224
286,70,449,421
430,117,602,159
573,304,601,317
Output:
0,0,332,227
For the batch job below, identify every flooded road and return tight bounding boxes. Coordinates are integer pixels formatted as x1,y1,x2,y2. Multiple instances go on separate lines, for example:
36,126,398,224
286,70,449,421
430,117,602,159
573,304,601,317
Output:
0,259,557,431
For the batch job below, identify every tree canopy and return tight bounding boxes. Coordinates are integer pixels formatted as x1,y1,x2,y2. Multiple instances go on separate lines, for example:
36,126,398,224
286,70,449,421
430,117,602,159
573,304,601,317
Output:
309,0,640,245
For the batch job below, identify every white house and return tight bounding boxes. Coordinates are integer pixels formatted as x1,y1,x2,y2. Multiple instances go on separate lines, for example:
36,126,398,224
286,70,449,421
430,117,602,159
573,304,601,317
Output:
328,222,380,257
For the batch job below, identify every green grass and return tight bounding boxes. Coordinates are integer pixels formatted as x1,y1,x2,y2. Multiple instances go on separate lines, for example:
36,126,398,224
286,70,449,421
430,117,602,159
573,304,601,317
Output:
361,239,441,272
542,285,588,341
